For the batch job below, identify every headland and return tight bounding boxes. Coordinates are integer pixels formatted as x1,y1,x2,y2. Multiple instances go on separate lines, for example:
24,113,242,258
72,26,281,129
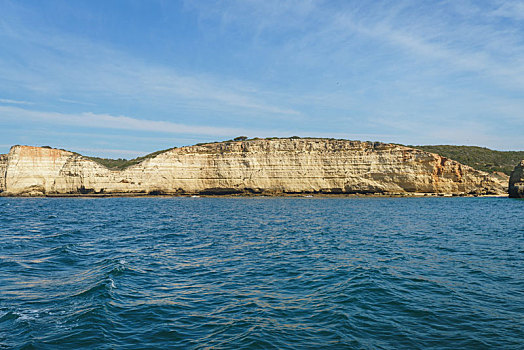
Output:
0,138,515,197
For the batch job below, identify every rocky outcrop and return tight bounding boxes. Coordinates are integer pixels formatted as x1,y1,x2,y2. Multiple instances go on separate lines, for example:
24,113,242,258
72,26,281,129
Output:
509,161,524,198
0,153,7,193
1,146,76,195
0,139,508,196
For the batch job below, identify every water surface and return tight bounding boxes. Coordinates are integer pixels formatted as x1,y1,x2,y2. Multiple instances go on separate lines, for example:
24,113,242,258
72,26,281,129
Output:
0,197,523,349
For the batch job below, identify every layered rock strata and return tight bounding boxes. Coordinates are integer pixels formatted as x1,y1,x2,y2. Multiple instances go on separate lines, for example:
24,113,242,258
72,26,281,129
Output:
509,160,524,198
0,153,7,193
0,139,507,196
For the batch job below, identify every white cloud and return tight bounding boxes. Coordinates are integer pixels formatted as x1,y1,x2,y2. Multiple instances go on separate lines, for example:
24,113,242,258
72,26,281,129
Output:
191,1,524,90
0,12,301,119
0,98,33,105
58,98,97,106
0,104,402,142
492,1,524,21
0,105,248,136
71,147,148,157
1,1,523,151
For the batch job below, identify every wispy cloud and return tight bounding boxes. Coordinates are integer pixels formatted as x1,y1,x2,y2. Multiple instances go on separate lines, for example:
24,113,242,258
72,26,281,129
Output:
0,98,33,105
58,98,97,106
71,147,149,157
0,105,248,136
0,104,401,142
335,13,524,89
0,9,301,119
1,1,523,152
192,1,524,90
492,1,524,21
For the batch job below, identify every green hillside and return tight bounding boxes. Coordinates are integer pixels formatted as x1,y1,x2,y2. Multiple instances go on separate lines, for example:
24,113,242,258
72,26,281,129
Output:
85,148,175,170
413,145,524,175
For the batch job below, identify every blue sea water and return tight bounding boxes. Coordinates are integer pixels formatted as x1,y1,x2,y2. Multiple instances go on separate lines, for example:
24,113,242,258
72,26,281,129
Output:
0,197,522,349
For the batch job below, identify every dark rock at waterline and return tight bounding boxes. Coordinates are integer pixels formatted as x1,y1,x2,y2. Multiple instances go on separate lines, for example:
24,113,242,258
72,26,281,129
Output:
509,160,524,198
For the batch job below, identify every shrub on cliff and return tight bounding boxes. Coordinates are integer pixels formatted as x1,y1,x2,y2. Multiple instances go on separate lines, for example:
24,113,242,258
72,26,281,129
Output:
414,145,524,175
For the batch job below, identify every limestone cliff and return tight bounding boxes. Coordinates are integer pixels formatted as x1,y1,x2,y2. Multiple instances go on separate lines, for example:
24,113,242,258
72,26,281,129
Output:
509,160,524,198
0,153,7,192
0,139,508,196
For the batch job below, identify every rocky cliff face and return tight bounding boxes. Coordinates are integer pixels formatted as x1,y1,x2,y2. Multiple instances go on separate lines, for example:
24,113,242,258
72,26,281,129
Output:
1,146,77,195
0,139,508,196
509,160,524,198
0,153,8,192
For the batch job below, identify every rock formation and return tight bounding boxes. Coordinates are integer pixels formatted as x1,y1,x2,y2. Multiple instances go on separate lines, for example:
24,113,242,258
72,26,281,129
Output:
0,139,508,196
509,160,524,198
0,153,7,193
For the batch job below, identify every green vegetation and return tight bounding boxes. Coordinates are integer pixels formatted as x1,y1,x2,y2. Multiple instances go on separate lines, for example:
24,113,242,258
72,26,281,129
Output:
85,148,175,170
412,145,524,175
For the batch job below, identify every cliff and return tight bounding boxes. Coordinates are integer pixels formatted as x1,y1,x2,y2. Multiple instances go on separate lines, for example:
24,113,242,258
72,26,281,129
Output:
509,160,524,198
0,153,7,193
0,139,508,196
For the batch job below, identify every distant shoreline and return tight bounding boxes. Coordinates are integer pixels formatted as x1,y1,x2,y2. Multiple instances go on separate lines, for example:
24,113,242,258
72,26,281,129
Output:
0,193,509,198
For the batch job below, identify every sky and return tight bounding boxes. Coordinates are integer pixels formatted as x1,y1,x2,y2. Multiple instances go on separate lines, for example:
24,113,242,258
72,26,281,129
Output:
0,0,523,158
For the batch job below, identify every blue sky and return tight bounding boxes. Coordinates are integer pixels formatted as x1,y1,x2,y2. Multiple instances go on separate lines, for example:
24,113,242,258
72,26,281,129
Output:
0,0,523,158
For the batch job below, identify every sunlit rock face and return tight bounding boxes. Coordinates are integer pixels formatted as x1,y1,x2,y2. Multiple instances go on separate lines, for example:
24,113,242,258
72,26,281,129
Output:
0,139,508,196
1,146,77,195
509,160,524,198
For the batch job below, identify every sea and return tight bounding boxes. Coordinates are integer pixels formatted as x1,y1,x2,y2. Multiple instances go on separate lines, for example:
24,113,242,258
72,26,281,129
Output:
0,197,522,349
